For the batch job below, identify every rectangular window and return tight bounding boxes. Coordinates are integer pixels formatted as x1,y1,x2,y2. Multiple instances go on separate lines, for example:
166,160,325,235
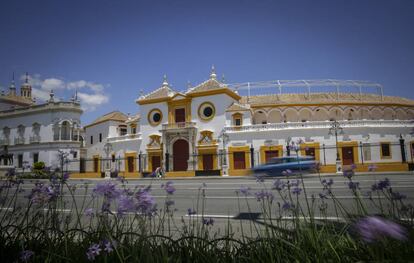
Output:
363,143,371,161
175,108,186,123
381,142,391,158
99,133,102,142
112,154,116,162
33,153,39,163
233,152,246,170
132,127,136,134
120,128,127,136
72,151,77,159
235,118,241,126
18,154,23,168
90,136,93,145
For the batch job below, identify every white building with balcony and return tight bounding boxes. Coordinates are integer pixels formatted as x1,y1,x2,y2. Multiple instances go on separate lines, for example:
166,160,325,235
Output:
82,67,414,177
0,75,83,171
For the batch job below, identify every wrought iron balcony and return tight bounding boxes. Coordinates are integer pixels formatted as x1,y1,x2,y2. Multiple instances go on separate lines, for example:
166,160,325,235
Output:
162,122,196,130
14,137,25,145
29,135,41,143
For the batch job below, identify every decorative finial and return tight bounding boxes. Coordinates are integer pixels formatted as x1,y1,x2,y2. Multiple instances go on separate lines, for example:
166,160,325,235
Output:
210,65,217,80
162,74,169,87
12,72,15,85
221,74,225,83
74,88,78,102
140,89,144,97
25,72,29,84
187,81,192,89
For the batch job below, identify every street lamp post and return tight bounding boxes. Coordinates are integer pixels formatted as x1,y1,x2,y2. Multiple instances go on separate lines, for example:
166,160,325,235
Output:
328,120,344,174
103,142,113,178
218,132,229,176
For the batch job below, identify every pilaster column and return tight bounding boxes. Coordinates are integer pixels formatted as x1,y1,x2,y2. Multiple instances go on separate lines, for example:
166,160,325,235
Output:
77,129,80,141
69,124,73,141
58,124,62,141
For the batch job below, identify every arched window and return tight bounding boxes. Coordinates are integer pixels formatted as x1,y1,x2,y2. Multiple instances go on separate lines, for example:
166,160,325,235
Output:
17,125,25,138
32,123,41,136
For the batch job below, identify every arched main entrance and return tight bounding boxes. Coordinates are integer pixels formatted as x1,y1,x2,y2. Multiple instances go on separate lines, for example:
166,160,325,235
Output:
173,139,189,171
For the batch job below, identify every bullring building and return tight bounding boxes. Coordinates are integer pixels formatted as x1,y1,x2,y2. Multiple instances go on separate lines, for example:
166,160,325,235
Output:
82,67,414,177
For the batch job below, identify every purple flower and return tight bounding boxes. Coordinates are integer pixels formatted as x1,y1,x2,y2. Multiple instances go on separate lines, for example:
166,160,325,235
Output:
135,187,157,215
343,169,354,179
282,202,294,210
368,164,378,172
86,243,101,261
28,182,60,205
63,172,70,181
117,195,136,215
162,181,176,195
321,179,334,188
355,216,407,243
203,217,214,226
272,179,285,191
350,163,357,170
255,175,264,183
102,240,115,253
20,250,34,262
289,179,300,187
93,181,121,201
348,181,360,191
371,178,390,191
254,190,274,202
238,186,251,195
187,208,197,215
291,187,302,195
84,208,94,217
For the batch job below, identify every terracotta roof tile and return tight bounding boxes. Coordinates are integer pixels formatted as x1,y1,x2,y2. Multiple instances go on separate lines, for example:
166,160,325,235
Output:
86,111,128,127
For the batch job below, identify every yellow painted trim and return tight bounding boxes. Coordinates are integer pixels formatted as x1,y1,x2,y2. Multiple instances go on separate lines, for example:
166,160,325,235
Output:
70,172,101,178
168,98,192,123
166,171,195,177
147,134,161,148
228,146,250,176
124,152,137,176
380,142,392,159
187,88,241,100
137,97,170,105
198,102,216,122
337,141,360,165
197,130,217,145
148,108,163,127
300,142,321,162
260,145,283,164
197,145,218,170
92,155,100,173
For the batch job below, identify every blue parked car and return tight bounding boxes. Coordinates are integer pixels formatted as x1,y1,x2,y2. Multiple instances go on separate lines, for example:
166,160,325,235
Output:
252,156,318,177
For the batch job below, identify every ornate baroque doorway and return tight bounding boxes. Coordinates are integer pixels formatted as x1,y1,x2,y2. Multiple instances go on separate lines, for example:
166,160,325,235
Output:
173,139,189,171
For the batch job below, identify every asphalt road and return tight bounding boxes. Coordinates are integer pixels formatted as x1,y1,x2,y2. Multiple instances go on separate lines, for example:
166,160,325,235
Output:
2,172,414,235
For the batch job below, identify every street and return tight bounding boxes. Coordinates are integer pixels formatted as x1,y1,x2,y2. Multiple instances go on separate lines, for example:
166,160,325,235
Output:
2,172,414,235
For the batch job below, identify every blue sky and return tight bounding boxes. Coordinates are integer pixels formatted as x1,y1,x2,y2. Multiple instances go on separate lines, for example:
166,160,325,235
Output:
1,0,413,124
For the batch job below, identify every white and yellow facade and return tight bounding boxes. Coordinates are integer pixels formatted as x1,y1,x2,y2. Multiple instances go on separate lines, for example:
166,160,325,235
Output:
82,68,414,177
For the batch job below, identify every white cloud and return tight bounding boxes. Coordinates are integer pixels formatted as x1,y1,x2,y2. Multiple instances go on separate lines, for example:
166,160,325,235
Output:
22,74,110,112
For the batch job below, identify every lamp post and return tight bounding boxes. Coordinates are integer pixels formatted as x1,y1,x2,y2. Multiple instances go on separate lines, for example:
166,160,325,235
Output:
218,132,229,176
103,142,113,178
328,120,344,174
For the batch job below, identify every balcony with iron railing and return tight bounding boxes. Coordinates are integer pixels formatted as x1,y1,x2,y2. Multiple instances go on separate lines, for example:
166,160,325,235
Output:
162,122,196,130
29,135,41,143
14,137,25,145
224,120,414,133
107,133,142,143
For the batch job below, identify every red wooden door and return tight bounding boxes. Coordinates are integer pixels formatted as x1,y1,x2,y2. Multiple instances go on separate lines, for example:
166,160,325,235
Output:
233,152,246,169
152,156,161,172
203,154,213,170
173,139,189,171
175,108,186,123
342,147,354,165
265,150,278,163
